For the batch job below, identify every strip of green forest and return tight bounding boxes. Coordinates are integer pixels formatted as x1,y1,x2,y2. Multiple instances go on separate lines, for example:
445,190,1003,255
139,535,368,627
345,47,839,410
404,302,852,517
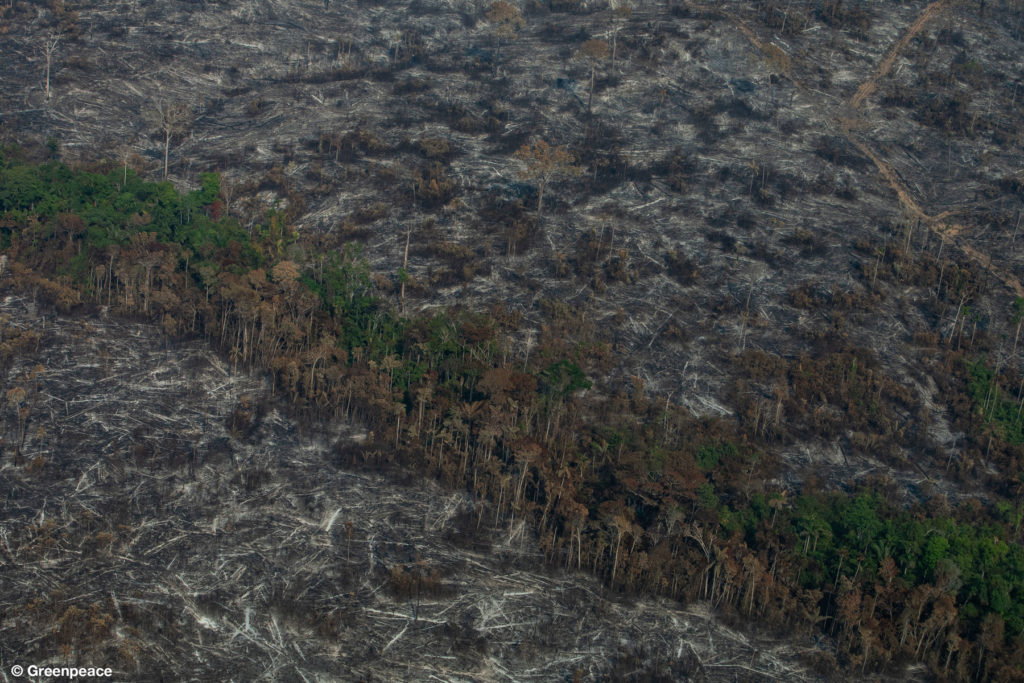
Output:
2,146,1023,680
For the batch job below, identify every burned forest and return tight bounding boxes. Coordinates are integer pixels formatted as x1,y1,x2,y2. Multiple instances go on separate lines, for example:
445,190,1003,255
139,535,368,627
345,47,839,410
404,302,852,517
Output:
2,0,1024,680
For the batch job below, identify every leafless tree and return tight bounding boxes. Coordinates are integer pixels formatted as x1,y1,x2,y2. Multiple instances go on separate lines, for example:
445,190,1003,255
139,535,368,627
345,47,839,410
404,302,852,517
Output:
42,32,62,101
577,39,610,115
116,142,142,185
148,101,193,180
609,2,632,70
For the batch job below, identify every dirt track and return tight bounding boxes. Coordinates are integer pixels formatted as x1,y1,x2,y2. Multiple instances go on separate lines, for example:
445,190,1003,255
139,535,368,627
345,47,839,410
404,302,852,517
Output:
848,0,949,110
839,0,1024,298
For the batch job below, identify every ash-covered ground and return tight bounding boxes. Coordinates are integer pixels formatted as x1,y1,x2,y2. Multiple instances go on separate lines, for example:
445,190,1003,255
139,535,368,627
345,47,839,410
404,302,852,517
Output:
0,295,847,681
2,0,1023,676
2,0,1022,414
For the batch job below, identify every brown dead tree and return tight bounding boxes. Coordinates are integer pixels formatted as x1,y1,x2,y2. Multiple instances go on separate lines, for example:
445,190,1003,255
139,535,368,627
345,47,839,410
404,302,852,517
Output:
514,139,581,219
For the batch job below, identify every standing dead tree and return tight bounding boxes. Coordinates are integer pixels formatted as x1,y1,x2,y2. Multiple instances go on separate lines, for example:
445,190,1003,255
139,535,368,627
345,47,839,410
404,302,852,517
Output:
486,1,524,69
41,31,62,101
609,3,632,71
576,39,610,115
117,142,144,186
514,139,581,219
148,101,193,180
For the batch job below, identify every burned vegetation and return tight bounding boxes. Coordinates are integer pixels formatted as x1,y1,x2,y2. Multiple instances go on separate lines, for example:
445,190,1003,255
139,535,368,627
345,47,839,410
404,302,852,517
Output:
3,0,1024,680
0,296,825,681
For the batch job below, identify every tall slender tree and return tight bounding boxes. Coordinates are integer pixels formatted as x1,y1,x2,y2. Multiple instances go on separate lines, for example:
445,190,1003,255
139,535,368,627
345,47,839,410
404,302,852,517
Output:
42,31,62,101
149,100,193,180
577,39,610,115
514,139,581,219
